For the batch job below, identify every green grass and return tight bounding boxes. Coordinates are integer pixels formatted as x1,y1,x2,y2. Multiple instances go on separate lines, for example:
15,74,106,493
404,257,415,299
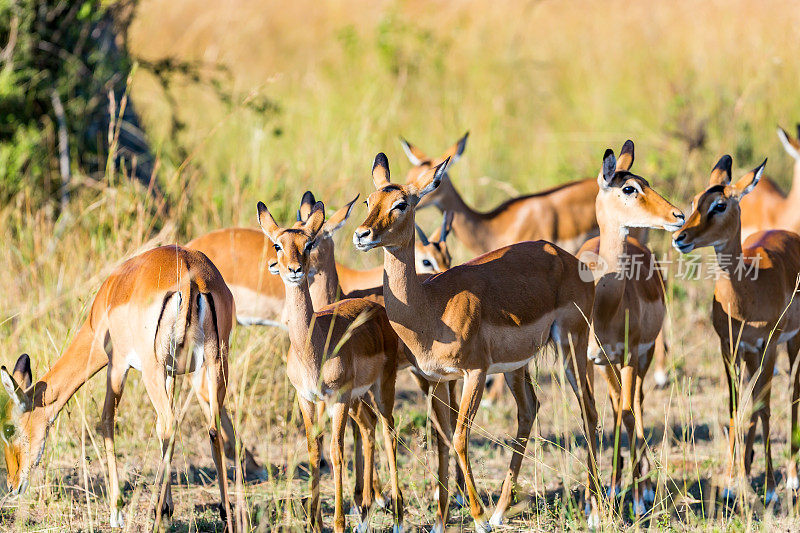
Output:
3,0,800,530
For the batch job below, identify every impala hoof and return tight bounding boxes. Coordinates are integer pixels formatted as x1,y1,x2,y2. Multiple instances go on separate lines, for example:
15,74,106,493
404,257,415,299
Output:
474,517,492,533
642,487,656,504
489,509,504,526
788,476,800,491
110,509,125,528
374,493,388,509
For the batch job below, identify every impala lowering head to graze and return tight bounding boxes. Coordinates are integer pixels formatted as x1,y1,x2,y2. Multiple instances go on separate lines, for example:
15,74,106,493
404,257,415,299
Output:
0,246,261,530
399,132,606,255
258,200,404,533
738,124,800,240
355,153,600,532
673,155,800,503
578,140,683,515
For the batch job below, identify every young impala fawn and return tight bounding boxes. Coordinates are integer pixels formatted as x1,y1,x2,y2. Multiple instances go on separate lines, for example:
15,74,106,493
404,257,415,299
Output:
673,155,800,503
739,124,800,239
0,246,246,530
187,210,449,326
354,153,601,532
402,133,670,402
577,141,684,515
257,200,403,533
288,191,468,509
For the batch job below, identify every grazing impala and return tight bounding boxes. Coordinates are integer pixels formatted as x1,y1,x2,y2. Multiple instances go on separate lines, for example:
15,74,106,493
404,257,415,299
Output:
577,141,684,515
0,246,248,530
354,153,601,532
187,208,451,326
672,155,800,503
257,200,403,533
739,124,800,239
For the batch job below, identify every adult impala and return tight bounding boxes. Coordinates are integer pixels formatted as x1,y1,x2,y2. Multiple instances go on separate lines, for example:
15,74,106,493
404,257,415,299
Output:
354,153,601,532
739,124,800,239
0,246,250,530
257,200,403,533
672,155,800,503
187,207,451,326
577,141,684,515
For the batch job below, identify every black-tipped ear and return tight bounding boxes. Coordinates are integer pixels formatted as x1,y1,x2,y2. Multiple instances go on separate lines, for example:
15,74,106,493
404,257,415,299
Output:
414,223,430,246
399,137,427,166
305,201,326,236
796,123,800,141
599,149,616,188
455,131,469,158
372,153,391,188
616,140,634,171
298,191,317,222
709,154,733,186
12,354,31,389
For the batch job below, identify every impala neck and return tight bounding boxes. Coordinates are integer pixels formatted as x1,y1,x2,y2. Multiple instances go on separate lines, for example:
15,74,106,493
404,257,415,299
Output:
712,220,753,307
382,235,429,328
284,277,316,356
595,216,629,308
308,238,342,308
32,322,108,424
433,179,492,254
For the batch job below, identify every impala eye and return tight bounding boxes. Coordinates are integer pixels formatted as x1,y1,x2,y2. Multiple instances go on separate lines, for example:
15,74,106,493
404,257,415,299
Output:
422,259,432,267
622,185,636,195
3,424,14,441
273,244,281,252
393,202,408,211
710,202,727,216
304,241,314,252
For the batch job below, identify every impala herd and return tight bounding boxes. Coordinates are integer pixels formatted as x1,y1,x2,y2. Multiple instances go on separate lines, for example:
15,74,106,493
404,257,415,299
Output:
4,127,800,532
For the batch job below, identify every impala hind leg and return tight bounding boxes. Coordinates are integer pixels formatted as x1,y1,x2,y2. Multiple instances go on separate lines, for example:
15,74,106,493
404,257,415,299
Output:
636,347,656,506
490,367,538,527
788,335,800,491
298,397,323,531
141,369,177,527
203,357,235,531
102,363,128,528
744,346,778,503
602,365,624,500
453,369,490,532
192,371,264,480
350,400,378,528
720,341,740,500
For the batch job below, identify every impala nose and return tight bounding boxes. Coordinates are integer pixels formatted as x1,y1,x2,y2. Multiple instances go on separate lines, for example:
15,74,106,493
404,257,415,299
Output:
674,232,686,243
353,228,374,249
674,212,684,222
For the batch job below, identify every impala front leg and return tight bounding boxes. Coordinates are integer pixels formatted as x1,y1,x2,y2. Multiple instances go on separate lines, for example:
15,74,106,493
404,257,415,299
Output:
329,399,350,533
298,397,323,531
453,369,489,532
721,341,739,500
788,334,800,491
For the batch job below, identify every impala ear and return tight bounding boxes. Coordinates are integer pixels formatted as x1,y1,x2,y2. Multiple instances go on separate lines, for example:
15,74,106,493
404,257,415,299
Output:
616,140,634,171
304,201,326,236
434,131,469,166
298,191,317,222
777,126,800,161
731,158,766,198
409,157,450,200
322,195,359,239
414,223,430,246
429,211,453,242
598,149,616,190
12,354,31,390
399,137,428,166
372,153,391,189
257,202,281,243
1,365,31,413
709,155,733,186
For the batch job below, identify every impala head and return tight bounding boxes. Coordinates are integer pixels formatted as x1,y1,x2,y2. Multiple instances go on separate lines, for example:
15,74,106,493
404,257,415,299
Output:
673,155,767,253
267,192,360,277
597,140,685,232
777,124,800,162
400,132,468,209
354,153,450,252
1,354,47,496
259,198,332,286
414,211,454,273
